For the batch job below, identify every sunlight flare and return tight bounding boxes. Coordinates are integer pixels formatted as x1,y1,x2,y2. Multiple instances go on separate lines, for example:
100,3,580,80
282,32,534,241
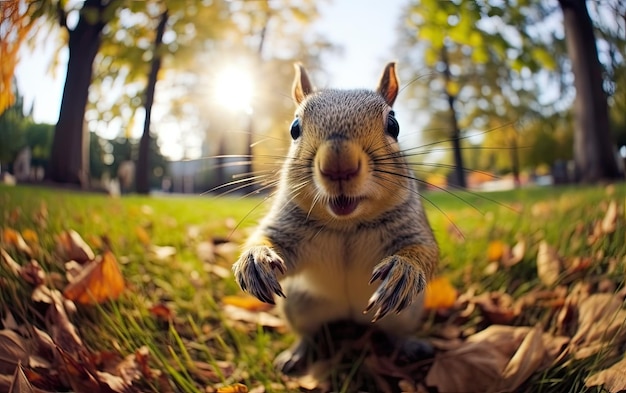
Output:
213,66,255,113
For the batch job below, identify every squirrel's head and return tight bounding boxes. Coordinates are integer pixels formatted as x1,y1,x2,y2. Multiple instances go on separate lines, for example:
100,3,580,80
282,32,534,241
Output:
284,62,412,224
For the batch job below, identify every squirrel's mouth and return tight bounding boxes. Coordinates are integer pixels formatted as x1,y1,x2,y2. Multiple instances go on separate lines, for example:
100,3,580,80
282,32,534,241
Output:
329,195,361,216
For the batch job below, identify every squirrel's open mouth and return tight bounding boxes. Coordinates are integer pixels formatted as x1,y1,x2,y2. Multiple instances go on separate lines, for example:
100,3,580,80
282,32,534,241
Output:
329,195,360,216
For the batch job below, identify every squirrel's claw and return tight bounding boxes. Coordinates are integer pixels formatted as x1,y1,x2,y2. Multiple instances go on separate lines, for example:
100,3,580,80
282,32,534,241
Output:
366,256,427,322
233,246,287,304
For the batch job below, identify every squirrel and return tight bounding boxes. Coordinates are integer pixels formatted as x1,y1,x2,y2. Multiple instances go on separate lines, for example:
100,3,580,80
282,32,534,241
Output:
232,62,439,374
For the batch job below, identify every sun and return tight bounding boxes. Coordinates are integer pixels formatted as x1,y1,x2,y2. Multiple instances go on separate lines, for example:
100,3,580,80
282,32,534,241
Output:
213,66,255,113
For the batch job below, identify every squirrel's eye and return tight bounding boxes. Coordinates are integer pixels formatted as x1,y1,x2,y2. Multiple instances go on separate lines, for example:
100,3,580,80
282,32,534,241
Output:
386,111,399,139
290,118,301,140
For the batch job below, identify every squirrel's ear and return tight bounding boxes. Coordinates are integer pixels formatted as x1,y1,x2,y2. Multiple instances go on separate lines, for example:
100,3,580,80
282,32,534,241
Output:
376,62,399,107
293,63,314,105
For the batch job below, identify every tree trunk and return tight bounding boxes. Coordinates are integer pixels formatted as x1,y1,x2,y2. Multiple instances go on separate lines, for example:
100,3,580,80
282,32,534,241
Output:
47,0,106,185
441,45,467,189
136,10,169,194
559,0,620,182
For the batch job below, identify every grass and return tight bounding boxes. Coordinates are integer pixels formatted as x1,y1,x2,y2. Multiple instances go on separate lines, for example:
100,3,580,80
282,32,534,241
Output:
1,182,625,392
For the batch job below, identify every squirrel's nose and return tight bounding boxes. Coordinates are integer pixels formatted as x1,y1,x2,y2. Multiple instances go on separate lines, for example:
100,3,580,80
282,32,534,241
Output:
317,142,361,182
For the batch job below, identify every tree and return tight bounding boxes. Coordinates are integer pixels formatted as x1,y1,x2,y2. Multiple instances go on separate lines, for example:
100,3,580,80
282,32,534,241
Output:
558,0,621,182
0,1,37,115
136,9,168,194
47,0,121,185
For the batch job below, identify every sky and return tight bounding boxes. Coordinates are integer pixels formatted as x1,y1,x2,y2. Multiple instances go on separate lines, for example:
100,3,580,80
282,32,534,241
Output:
14,0,409,159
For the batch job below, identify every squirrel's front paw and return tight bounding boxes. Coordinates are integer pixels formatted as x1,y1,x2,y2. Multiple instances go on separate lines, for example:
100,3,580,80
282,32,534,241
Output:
365,256,427,322
233,246,286,304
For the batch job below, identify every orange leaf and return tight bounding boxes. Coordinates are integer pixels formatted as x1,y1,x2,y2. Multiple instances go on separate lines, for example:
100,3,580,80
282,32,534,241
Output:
135,226,151,246
424,276,457,310
63,251,125,304
487,240,506,262
20,229,38,244
223,295,273,312
2,228,32,256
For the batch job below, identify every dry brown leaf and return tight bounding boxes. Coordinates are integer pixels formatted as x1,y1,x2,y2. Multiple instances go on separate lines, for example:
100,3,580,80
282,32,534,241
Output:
2,228,33,256
424,276,457,310
8,362,36,393
601,200,618,234
149,245,177,260
496,325,545,392
571,293,626,359
63,251,125,305
536,241,561,286
472,292,519,325
0,330,29,374
20,260,45,286
223,295,273,312
57,230,95,264
149,303,174,321
196,241,216,263
585,355,626,392
217,383,249,393
44,289,83,355
503,239,526,267
1,248,21,275
223,305,285,328
425,340,507,392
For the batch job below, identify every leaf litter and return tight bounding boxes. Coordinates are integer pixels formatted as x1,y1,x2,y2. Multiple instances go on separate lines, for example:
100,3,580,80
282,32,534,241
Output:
1,193,625,392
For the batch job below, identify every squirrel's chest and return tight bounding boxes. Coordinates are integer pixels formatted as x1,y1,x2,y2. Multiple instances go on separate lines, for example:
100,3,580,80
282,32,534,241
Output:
287,229,386,301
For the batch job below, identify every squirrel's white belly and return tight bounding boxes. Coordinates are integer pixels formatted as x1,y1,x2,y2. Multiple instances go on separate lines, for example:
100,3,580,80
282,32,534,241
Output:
278,230,394,334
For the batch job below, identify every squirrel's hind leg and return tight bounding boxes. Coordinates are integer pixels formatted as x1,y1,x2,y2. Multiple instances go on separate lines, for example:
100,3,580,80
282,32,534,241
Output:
273,338,315,375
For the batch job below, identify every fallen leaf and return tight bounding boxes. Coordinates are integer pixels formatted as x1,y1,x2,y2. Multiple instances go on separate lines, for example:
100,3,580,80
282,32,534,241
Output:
135,226,151,246
63,251,125,305
196,241,215,263
502,239,525,267
425,340,507,392
149,245,177,260
571,293,626,359
44,289,83,355
21,229,39,245
1,248,21,275
487,240,507,262
8,362,35,393
149,303,174,321
424,276,457,310
57,230,95,264
601,200,618,234
585,355,626,392
217,383,249,393
536,241,561,286
496,325,546,392
19,260,45,286
0,330,29,374
223,305,284,328
472,292,519,325
223,295,274,312
2,228,32,256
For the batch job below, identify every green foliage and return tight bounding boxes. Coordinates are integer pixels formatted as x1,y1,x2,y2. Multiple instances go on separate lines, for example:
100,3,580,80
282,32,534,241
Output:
397,0,626,178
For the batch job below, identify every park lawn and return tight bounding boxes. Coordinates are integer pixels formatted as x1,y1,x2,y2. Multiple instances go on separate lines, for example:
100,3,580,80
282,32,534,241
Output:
1,183,625,392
